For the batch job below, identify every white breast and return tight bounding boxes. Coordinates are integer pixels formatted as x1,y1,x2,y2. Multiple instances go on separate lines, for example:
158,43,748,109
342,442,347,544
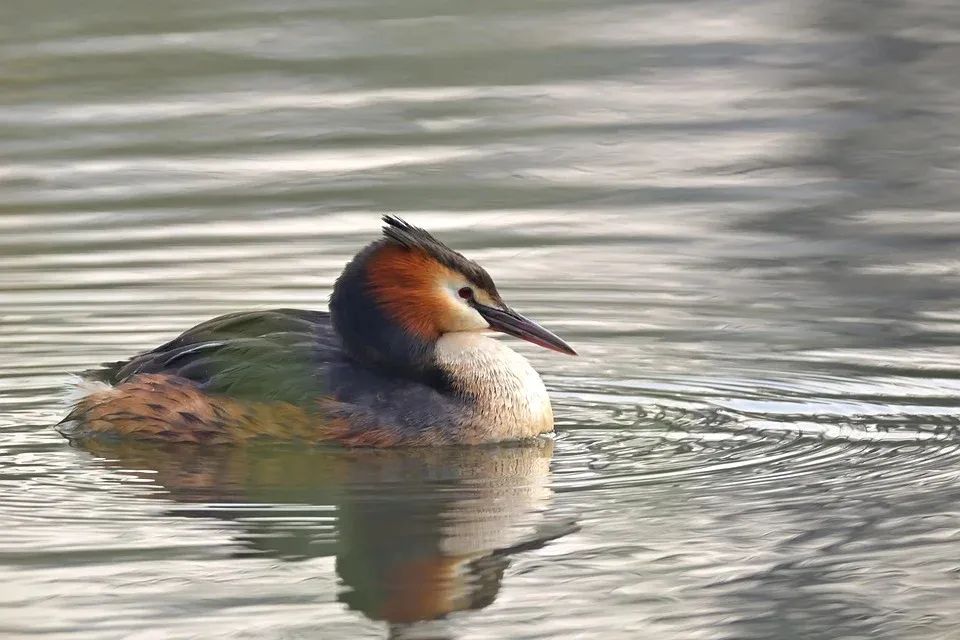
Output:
435,332,554,443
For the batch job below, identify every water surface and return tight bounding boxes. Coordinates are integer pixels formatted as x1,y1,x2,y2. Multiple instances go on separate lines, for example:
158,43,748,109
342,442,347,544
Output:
4,0,960,638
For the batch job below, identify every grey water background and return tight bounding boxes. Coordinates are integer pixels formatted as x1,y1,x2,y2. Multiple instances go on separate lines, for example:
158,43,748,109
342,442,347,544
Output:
4,0,960,638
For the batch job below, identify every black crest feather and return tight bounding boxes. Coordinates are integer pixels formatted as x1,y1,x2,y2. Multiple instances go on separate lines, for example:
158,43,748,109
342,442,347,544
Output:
381,215,499,297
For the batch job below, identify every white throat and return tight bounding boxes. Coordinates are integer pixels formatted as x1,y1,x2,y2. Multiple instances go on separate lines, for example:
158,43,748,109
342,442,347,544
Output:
435,332,554,444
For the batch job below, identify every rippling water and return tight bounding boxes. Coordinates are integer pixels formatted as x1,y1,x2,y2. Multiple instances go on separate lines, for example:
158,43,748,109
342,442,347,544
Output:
4,0,960,638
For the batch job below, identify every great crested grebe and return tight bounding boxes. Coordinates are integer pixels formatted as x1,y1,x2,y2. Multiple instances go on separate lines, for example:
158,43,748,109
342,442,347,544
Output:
60,216,576,447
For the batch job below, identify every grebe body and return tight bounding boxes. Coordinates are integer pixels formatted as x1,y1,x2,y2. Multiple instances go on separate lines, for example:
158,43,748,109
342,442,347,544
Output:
61,217,575,447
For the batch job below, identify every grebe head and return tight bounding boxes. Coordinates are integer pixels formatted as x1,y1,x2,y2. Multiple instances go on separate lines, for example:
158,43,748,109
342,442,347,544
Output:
330,216,575,376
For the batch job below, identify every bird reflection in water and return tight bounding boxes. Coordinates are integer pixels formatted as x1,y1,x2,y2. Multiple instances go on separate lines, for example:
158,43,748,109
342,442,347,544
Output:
76,437,575,638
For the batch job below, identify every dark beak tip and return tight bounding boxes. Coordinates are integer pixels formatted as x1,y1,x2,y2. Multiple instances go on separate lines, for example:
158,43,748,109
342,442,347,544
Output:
527,333,578,357
554,342,578,356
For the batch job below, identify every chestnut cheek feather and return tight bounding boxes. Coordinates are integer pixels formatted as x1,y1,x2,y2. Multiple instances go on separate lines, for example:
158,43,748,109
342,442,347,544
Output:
365,247,449,339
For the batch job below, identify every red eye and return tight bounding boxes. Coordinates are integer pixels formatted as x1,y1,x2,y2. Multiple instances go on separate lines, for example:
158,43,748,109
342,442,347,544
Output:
458,287,474,300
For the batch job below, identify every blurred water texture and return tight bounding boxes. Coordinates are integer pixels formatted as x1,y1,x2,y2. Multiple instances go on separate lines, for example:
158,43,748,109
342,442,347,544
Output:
3,0,960,638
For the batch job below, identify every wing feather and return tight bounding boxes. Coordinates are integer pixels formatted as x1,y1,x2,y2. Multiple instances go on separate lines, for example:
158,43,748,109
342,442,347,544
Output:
91,309,339,404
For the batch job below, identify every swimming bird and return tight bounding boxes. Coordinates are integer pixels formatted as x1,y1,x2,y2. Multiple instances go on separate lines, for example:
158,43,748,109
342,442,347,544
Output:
60,216,576,447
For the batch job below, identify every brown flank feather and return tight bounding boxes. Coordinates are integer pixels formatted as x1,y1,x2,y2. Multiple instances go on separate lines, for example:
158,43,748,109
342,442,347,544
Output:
66,374,323,444
64,374,454,446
